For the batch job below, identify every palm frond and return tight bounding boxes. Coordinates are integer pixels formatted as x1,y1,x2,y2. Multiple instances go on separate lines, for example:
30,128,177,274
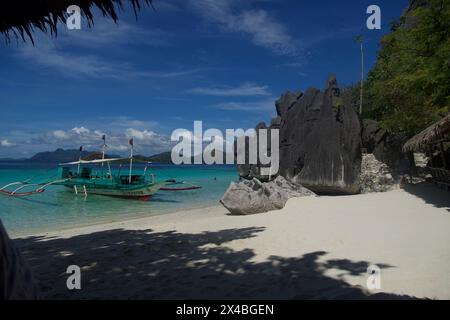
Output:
0,0,153,44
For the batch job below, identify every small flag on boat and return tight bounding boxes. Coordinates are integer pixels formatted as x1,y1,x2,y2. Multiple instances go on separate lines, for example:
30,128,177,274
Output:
102,134,106,142
129,138,134,146
79,146,83,152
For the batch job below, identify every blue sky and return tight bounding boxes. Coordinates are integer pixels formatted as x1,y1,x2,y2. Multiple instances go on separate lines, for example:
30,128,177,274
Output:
0,0,408,157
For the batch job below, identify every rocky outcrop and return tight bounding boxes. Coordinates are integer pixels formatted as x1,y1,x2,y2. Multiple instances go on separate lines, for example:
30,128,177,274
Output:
360,154,398,193
403,0,431,30
238,75,362,194
220,176,315,215
275,91,303,117
361,119,409,176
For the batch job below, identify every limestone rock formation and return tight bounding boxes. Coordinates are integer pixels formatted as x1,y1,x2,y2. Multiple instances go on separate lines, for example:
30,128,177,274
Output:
238,75,362,194
220,176,315,215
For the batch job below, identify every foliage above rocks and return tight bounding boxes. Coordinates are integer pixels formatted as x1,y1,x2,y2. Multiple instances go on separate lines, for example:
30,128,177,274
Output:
364,0,449,137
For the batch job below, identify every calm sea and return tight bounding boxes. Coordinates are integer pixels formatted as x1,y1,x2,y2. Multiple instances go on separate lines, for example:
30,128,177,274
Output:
0,163,238,236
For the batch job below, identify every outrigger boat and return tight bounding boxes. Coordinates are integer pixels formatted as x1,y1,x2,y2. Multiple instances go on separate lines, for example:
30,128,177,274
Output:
0,137,201,201
54,158,166,201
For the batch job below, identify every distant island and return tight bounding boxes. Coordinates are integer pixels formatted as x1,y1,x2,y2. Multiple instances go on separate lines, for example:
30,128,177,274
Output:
0,148,173,164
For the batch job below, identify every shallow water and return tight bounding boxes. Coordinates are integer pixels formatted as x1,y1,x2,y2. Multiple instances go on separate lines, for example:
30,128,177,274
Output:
0,163,238,235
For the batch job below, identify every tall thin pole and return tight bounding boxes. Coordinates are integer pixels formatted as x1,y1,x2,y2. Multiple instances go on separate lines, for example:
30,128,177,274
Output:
360,41,364,115
101,137,106,176
77,146,82,174
129,139,134,184
354,35,364,116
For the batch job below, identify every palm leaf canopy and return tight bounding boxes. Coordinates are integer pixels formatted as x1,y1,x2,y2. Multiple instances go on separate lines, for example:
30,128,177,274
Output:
0,0,152,44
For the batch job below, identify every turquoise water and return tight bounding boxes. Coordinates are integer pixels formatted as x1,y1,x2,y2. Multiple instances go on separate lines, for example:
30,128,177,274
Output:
0,163,238,236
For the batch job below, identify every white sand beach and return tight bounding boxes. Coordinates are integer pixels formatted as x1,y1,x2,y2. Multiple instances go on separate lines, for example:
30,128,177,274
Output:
13,182,450,299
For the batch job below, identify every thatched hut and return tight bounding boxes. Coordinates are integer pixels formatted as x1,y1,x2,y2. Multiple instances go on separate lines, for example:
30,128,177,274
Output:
403,114,450,186
403,114,450,153
0,0,152,44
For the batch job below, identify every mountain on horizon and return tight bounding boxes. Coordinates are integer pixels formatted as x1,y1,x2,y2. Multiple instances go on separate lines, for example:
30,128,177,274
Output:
0,149,237,165
0,148,174,164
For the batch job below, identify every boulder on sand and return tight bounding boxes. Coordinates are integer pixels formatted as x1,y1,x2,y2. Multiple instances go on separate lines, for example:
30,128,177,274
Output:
220,176,315,215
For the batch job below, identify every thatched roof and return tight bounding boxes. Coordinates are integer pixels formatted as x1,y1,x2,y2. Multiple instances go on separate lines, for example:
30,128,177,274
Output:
0,0,152,44
403,113,450,152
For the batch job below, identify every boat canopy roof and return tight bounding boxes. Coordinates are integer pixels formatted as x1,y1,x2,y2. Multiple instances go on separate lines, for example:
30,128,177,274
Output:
59,158,126,166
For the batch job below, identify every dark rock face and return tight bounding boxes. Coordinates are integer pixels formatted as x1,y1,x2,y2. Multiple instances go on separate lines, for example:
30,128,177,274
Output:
361,119,409,176
278,76,362,194
238,75,362,195
361,119,379,153
275,91,303,117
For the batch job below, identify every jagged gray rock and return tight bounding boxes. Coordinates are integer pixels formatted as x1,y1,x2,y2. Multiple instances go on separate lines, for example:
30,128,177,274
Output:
277,75,362,194
276,91,303,117
220,176,315,215
237,76,362,194
359,154,398,193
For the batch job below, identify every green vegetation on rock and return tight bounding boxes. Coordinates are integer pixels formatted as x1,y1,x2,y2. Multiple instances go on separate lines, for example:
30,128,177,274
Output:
357,0,450,137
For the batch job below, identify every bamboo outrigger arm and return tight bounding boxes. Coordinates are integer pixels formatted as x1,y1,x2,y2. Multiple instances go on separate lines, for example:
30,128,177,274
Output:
0,179,69,197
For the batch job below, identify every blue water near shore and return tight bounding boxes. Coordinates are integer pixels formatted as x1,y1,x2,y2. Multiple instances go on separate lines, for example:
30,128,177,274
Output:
0,163,238,236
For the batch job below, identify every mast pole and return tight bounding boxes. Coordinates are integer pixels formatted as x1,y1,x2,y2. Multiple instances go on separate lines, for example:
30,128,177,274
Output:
360,40,364,115
101,135,106,177
77,146,82,174
129,138,134,184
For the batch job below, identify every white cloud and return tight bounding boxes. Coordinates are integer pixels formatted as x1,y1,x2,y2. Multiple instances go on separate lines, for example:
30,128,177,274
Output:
126,128,158,140
125,128,173,152
18,31,198,80
72,127,90,135
191,0,300,56
0,139,15,147
190,83,270,96
62,20,171,48
52,130,70,139
153,0,182,12
107,117,159,130
32,126,173,156
213,98,276,113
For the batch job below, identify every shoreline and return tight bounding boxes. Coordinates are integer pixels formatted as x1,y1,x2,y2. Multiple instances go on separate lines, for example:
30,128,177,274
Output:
10,204,227,239
12,184,450,299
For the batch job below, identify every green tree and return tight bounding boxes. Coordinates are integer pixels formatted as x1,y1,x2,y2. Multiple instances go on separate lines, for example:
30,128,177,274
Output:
365,0,450,137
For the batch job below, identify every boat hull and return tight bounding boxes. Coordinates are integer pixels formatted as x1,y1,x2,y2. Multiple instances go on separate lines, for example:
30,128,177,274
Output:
64,182,165,201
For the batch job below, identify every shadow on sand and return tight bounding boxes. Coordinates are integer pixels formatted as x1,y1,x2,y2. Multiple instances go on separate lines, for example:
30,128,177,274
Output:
402,182,450,212
14,227,416,299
